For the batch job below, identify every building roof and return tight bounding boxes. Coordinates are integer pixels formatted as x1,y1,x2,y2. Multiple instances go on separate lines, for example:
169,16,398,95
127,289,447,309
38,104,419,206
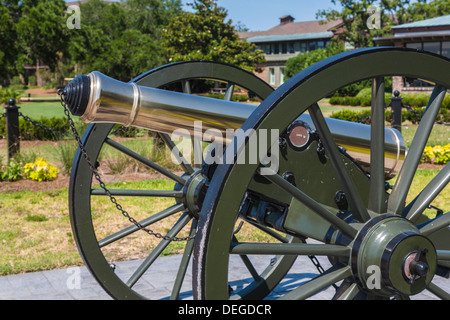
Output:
374,14,450,45
246,32,334,43
239,19,341,42
392,14,450,29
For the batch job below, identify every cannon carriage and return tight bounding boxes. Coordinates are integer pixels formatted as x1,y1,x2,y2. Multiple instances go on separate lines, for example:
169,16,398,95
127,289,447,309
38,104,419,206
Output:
63,47,449,300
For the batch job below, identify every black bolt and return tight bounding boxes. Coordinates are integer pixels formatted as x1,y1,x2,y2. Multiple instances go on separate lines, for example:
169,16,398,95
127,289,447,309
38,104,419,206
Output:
334,191,348,210
282,171,296,186
410,260,429,278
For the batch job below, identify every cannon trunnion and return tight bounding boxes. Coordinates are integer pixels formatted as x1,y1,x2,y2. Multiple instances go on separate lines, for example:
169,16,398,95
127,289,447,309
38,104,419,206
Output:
65,48,450,300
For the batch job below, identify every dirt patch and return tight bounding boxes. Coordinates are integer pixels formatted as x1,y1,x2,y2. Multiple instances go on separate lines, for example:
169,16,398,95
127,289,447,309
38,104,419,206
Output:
0,174,70,193
0,169,182,193
25,87,58,96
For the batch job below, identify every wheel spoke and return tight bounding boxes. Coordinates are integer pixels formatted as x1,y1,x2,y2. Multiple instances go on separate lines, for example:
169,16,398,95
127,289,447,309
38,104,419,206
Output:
418,211,450,237
368,77,386,214
170,219,198,300
126,213,192,288
426,282,450,300
243,219,290,243
91,188,184,198
232,236,261,282
336,281,361,300
182,79,203,169
159,132,195,175
98,203,185,248
224,83,235,101
309,103,370,222
405,163,449,223
279,265,352,300
260,168,358,239
105,137,186,185
388,86,446,215
230,242,351,257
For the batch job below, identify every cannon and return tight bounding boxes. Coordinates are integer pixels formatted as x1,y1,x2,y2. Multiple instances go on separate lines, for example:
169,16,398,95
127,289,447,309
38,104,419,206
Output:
64,47,450,300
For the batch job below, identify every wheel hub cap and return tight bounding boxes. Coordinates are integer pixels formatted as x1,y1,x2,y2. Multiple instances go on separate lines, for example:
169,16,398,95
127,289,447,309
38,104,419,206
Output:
352,215,437,297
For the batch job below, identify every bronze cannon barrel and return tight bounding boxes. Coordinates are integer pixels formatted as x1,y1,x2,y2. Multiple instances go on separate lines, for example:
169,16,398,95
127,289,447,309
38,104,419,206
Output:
63,71,405,178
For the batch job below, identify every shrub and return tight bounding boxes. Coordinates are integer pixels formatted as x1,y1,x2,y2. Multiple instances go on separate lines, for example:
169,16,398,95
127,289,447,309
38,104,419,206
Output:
0,159,24,181
23,158,59,181
0,87,21,105
423,144,450,165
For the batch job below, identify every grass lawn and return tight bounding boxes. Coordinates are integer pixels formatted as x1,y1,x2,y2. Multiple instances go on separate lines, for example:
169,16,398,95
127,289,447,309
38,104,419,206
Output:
0,102,448,276
15,100,67,119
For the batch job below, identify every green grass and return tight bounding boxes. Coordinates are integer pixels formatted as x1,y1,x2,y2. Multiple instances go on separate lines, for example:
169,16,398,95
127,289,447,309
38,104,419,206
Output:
401,123,450,148
0,168,447,275
17,101,66,119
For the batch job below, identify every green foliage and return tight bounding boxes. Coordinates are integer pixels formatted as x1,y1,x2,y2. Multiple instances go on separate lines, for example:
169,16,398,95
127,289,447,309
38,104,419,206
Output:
0,87,20,104
285,42,345,80
23,157,59,181
423,144,450,165
15,0,68,74
316,0,450,49
163,0,265,73
0,158,23,181
67,0,181,81
329,87,391,106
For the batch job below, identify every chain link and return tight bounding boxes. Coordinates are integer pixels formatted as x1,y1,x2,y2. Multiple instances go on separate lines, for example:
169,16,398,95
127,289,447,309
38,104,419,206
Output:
18,111,71,137
57,90,194,242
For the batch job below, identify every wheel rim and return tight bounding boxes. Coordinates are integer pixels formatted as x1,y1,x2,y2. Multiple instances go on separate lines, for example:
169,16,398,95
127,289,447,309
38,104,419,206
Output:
69,61,297,300
193,47,450,300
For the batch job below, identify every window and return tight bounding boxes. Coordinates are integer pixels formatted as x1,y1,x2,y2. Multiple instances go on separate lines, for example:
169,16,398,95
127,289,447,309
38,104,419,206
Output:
268,68,276,86
406,42,422,50
273,43,280,54
280,67,286,85
442,41,450,58
308,41,316,51
317,41,324,49
288,42,295,54
405,41,450,57
300,42,307,52
423,42,440,55
281,42,287,54
264,44,272,55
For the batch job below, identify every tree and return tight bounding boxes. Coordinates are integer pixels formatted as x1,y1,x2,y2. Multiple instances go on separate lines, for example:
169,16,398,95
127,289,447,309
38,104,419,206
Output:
15,0,68,86
284,42,345,80
317,0,450,48
67,0,181,81
163,0,265,73
0,2,18,82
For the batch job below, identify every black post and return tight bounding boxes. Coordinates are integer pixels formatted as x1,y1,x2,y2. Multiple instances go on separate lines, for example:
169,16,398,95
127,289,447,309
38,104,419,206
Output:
389,90,403,133
5,98,20,161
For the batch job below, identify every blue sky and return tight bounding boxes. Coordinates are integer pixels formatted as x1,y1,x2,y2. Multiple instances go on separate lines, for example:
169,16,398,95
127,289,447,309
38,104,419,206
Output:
181,0,343,31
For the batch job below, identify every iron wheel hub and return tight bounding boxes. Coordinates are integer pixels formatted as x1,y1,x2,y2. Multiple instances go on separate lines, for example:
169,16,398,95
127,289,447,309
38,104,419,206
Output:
351,215,437,297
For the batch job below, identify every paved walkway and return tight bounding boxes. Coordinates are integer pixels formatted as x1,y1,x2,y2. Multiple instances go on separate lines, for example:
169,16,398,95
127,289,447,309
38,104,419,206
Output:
0,254,447,300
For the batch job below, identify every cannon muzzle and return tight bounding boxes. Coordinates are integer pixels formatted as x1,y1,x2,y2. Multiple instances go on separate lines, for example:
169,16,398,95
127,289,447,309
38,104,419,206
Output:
64,71,405,178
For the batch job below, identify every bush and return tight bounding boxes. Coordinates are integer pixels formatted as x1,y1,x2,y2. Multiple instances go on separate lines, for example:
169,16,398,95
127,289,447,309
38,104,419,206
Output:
0,158,24,181
23,158,59,181
0,116,71,141
423,144,450,165
329,88,391,106
0,87,21,105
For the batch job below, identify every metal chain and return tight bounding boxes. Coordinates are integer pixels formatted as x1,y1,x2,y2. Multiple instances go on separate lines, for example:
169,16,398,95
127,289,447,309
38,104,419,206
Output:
57,90,194,242
18,111,71,137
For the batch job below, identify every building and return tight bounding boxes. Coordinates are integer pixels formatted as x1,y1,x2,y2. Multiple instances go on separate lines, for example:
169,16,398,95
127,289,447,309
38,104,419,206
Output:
374,14,450,93
239,15,342,88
